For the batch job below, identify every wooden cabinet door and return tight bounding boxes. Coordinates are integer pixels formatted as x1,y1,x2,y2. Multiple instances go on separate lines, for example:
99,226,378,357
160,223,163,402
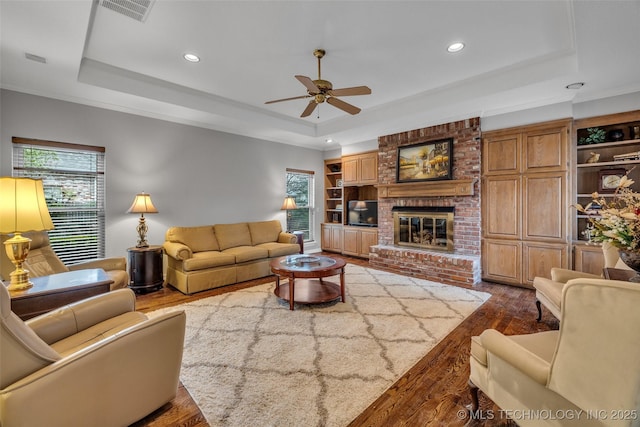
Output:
321,224,332,250
482,175,520,239
523,242,568,286
342,228,359,255
330,225,343,252
482,239,522,285
523,172,567,241
574,244,605,275
359,153,378,185
342,157,358,185
523,123,569,173
482,133,520,175
359,228,378,257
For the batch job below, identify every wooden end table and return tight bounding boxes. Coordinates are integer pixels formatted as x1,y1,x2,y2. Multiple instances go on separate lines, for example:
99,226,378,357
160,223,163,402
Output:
6,268,113,320
270,255,346,310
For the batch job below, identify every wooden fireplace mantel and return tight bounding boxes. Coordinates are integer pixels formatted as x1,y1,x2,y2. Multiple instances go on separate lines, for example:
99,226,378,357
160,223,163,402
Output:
376,179,477,198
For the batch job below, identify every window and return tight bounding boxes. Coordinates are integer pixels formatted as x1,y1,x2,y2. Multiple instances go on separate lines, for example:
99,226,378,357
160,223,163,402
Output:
285,168,314,241
12,137,106,265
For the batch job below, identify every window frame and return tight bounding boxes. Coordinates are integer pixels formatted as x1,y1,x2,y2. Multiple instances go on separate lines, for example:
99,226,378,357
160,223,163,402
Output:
285,168,314,242
12,137,106,265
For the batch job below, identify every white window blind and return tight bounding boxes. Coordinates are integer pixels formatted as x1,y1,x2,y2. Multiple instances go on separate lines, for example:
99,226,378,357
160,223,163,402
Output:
285,168,314,241
12,137,106,265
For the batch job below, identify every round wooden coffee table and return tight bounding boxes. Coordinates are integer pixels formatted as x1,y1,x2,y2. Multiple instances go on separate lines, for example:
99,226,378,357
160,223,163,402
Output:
270,255,346,310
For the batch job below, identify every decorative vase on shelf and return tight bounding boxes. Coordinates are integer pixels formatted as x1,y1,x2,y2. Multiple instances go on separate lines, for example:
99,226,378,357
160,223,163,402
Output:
617,250,640,282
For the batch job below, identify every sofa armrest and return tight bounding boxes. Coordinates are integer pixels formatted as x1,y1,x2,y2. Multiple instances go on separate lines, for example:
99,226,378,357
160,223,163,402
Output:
278,232,297,244
1,311,186,427
550,267,600,283
68,257,127,272
26,289,137,345
163,241,192,260
480,329,553,386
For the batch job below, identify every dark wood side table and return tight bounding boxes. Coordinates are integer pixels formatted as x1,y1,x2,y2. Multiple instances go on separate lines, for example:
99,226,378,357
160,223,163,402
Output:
127,245,164,292
6,268,113,320
293,231,304,254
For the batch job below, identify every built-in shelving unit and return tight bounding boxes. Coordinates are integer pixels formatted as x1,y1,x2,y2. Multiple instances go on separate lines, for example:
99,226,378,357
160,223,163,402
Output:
572,110,640,275
574,112,640,243
324,158,343,225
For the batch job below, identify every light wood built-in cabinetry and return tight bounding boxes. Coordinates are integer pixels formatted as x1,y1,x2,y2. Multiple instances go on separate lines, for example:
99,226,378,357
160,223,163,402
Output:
572,110,640,274
322,151,378,258
342,151,378,186
482,119,571,288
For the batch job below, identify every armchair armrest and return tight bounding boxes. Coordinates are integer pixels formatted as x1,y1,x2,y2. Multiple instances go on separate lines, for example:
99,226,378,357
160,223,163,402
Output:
163,241,192,260
68,257,127,272
479,329,554,385
278,232,297,244
550,267,600,283
1,311,186,427
26,289,136,345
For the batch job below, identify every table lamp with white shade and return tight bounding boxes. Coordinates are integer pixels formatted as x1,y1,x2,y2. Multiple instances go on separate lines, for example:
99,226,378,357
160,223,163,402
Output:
0,177,54,291
126,192,158,248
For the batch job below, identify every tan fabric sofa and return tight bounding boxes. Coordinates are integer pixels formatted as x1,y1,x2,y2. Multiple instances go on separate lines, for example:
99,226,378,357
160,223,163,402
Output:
163,220,300,294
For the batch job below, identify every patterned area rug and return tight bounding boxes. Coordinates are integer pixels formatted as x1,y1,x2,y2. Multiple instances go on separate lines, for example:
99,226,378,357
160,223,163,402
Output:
150,264,490,426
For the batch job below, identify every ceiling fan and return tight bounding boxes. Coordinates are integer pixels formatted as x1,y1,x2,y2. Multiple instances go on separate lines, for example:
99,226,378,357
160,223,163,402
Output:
265,49,371,118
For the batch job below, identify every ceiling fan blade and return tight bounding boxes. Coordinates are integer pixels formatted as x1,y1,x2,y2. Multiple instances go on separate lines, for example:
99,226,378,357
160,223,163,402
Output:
265,95,311,104
300,100,318,117
327,96,361,115
328,86,371,97
295,75,320,93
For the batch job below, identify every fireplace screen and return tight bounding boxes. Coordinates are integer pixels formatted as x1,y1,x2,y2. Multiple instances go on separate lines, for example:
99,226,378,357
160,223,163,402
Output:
393,209,454,252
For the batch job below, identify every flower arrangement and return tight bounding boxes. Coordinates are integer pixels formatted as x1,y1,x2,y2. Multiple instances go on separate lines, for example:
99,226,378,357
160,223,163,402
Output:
575,175,640,250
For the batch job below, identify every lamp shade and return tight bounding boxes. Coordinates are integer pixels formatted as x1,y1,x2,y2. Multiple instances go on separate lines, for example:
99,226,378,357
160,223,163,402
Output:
281,196,297,210
0,177,54,233
126,192,158,214
354,200,368,211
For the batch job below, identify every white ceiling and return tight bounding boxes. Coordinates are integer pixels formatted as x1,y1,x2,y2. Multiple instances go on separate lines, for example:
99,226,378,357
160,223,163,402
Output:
1,0,640,150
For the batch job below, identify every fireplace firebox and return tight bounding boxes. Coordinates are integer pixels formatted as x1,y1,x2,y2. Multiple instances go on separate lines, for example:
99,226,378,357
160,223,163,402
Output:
392,207,454,252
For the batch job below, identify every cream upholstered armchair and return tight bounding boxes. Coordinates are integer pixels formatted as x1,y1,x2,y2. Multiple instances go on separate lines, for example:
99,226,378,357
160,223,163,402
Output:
533,242,632,321
0,284,186,426
469,278,640,427
0,231,128,290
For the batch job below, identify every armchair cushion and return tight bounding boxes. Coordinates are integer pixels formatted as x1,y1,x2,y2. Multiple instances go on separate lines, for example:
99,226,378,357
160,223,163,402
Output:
1,284,61,389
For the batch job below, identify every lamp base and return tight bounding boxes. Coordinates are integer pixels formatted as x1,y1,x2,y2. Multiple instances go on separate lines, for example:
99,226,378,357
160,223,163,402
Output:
4,233,34,291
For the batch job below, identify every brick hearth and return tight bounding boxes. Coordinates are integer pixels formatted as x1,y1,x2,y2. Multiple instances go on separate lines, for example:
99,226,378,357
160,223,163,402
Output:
370,118,482,286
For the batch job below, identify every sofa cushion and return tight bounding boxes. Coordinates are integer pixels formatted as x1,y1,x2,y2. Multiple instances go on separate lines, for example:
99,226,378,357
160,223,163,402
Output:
166,226,219,252
215,223,252,250
248,220,283,245
183,251,236,271
255,242,300,258
222,246,268,263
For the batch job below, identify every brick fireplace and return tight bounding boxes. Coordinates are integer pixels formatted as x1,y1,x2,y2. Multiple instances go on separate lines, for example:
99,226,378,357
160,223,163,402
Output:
370,118,482,286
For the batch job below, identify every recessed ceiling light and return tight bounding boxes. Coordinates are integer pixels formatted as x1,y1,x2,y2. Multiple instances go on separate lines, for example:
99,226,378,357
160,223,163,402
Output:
326,139,334,144
447,42,465,53
183,53,200,63
566,82,585,90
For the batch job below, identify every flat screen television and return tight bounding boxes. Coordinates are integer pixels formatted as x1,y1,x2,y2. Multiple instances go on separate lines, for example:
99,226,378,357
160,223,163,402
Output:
347,200,378,227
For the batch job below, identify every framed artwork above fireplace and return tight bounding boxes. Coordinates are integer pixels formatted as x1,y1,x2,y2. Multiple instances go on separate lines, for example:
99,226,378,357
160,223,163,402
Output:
396,138,453,183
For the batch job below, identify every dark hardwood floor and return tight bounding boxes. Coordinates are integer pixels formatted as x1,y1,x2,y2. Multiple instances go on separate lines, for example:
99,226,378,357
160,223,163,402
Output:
131,253,558,427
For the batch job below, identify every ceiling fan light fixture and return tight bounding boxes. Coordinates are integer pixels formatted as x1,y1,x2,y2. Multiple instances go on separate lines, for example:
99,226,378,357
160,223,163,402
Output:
183,53,200,63
447,42,465,53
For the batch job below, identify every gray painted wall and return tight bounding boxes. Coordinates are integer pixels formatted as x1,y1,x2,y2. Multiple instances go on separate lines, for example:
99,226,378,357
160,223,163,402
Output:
0,90,325,259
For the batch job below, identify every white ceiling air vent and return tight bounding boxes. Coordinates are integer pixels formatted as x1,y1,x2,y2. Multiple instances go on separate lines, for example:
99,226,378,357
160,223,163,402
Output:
100,0,155,22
